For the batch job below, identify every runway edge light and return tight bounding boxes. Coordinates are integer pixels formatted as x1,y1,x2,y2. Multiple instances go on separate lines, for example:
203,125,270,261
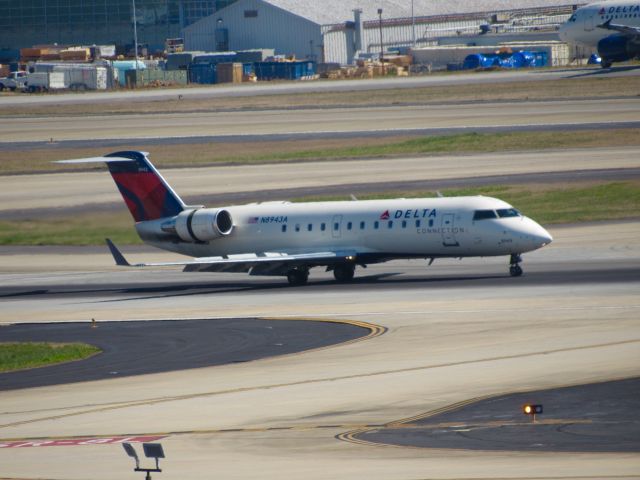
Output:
523,404,543,415
523,404,543,422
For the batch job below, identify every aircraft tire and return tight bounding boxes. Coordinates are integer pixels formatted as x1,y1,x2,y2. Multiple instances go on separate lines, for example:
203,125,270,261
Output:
509,265,523,277
333,264,355,283
287,268,309,286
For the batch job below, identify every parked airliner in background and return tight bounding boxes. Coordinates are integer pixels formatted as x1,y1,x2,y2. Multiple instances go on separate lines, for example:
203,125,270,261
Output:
58,151,552,286
559,1,640,68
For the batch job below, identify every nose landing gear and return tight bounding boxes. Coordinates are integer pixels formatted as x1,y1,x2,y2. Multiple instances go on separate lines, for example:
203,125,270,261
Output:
509,253,523,277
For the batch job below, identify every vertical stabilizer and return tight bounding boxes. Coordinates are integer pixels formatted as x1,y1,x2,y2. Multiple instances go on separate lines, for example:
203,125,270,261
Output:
104,151,186,222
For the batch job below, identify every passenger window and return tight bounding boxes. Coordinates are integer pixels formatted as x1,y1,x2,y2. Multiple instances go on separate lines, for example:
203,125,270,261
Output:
321,223,326,231
282,225,287,233
388,221,393,229
473,210,497,221
496,208,521,218
295,224,300,232
360,221,365,230
415,220,421,228
308,224,313,231
374,221,379,229
347,222,352,230
333,222,339,230
429,219,434,227
402,220,407,228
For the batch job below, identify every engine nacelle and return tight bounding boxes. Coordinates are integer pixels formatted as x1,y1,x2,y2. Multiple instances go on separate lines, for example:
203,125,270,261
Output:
175,208,234,243
597,35,640,64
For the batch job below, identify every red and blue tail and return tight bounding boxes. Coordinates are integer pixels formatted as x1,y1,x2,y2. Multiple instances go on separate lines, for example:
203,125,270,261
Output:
56,151,186,222
103,151,185,222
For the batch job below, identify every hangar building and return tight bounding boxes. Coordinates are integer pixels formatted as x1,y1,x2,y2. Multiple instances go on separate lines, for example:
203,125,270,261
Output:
0,1,235,51
184,0,581,64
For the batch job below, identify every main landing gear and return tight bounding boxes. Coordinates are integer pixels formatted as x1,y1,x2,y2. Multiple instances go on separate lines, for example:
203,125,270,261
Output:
509,253,523,277
333,263,355,283
286,267,309,286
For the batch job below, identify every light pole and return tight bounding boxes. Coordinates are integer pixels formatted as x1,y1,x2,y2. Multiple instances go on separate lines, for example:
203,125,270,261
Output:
132,0,139,88
411,0,416,47
377,8,384,71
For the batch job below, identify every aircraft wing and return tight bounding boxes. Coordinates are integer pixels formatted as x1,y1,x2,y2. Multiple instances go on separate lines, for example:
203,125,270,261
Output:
597,18,640,39
106,239,357,276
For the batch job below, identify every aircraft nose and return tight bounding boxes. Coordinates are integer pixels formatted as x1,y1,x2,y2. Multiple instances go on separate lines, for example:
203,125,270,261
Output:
535,227,553,247
558,27,567,41
515,218,553,251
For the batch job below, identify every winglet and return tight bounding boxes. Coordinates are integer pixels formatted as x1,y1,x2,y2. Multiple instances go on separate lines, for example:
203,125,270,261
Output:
105,238,131,267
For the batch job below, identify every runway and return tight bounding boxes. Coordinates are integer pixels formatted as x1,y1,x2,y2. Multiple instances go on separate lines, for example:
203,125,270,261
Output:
3,98,639,143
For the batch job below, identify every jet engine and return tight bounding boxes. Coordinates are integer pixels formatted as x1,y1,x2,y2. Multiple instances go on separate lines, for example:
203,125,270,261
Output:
597,35,640,67
175,208,234,243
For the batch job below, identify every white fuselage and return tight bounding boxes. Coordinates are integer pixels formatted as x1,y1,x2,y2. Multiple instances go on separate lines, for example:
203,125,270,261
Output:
139,196,552,261
559,1,640,45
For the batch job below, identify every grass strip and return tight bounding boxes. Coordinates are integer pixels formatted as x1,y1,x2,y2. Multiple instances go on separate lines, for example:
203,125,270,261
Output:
0,342,101,372
2,129,639,175
246,130,638,163
0,182,637,246
0,211,134,246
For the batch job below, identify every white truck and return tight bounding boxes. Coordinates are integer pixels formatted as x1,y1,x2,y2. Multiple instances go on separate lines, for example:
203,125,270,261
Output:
32,63,108,91
0,71,27,91
24,72,66,92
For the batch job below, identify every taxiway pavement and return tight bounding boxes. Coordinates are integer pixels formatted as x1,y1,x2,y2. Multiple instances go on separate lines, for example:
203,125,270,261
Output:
354,376,640,453
2,98,639,143
0,221,638,479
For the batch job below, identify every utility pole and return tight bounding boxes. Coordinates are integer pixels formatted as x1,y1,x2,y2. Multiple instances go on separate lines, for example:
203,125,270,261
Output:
377,8,384,73
132,0,139,88
411,0,416,47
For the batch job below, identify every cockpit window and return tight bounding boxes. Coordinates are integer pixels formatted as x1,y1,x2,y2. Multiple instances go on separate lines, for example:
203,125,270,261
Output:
569,14,576,22
497,208,521,218
473,210,497,221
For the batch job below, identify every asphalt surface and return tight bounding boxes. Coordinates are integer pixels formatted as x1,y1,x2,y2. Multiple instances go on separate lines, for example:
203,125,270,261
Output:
0,318,369,391
0,258,637,300
5,120,640,150
5,98,639,143
355,377,640,453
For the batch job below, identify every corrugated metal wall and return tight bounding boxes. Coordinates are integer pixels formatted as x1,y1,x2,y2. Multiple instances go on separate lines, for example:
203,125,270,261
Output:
324,7,573,65
184,0,322,60
324,19,488,65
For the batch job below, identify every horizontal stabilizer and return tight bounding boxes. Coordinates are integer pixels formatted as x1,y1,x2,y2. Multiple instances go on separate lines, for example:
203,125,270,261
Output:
105,238,131,267
54,157,138,164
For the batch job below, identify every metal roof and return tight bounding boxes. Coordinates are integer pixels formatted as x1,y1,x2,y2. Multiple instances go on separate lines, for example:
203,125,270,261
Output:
261,0,579,25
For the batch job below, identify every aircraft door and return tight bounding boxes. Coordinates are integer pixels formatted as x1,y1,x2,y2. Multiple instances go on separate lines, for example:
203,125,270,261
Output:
585,14,595,31
332,215,343,239
441,213,459,247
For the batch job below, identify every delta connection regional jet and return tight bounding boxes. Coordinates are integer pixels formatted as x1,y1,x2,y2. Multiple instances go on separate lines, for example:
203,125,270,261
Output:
58,151,552,286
